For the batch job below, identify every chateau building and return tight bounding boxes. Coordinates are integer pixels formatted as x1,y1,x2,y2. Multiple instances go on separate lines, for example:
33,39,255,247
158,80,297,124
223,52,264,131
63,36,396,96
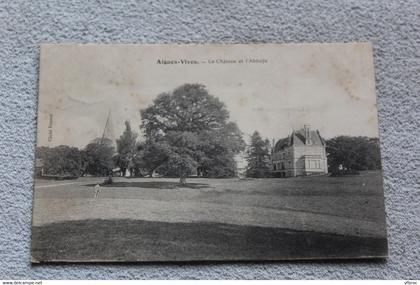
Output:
271,125,328,177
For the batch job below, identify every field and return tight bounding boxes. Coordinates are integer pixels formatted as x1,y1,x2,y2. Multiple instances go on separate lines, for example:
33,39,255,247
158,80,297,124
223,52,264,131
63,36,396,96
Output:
31,171,388,262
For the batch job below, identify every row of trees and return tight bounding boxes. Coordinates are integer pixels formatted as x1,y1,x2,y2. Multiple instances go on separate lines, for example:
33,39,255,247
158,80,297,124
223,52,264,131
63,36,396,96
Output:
36,83,382,182
326,136,382,173
37,84,246,183
36,138,115,178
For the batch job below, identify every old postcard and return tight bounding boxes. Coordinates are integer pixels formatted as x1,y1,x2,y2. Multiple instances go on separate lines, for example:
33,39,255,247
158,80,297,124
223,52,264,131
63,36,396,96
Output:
32,43,388,262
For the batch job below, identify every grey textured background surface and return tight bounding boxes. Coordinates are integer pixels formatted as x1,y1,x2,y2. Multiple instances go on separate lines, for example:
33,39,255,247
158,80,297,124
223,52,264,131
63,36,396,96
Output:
0,0,419,280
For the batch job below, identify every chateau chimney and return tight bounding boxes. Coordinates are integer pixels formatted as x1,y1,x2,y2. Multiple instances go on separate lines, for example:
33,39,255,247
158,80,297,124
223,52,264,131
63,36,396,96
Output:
304,124,312,144
271,138,275,153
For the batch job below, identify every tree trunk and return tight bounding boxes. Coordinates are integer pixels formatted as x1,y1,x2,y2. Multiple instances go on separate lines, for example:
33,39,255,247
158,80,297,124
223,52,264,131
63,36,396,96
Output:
148,157,169,177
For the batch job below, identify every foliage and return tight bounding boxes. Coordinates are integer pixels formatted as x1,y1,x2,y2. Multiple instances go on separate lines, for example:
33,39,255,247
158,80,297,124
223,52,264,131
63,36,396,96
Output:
35,146,50,161
245,131,271,178
139,84,245,182
154,131,199,182
133,139,173,177
196,122,245,177
326,136,382,174
36,145,82,177
141,84,230,137
114,121,138,177
84,138,115,176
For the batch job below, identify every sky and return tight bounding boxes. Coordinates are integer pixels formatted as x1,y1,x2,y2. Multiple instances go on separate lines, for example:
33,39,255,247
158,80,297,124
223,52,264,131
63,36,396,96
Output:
36,43,379,148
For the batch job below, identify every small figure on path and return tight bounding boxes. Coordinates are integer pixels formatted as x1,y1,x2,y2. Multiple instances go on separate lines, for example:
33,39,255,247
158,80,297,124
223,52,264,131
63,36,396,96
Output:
94,184,101,198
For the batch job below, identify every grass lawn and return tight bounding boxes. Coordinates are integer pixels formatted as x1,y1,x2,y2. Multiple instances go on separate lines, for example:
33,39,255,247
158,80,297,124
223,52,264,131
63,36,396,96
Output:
31,171,388,262
32,219,387,262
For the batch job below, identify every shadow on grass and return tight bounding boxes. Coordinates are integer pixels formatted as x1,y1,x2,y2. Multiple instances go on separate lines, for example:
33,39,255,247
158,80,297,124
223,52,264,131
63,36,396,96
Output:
86,181,210,189
31,219,388,263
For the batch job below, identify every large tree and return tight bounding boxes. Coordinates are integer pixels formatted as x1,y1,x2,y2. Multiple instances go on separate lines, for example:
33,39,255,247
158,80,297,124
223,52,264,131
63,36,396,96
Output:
133,139,172,177
245,131,271,178
84,138,115,176
115,121,138,177
196,122,244,177
139,84,245,183
326,136,382,173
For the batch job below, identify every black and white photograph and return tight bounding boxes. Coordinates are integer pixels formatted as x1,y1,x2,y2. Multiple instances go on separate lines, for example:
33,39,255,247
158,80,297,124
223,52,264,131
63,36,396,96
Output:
31,43,388,262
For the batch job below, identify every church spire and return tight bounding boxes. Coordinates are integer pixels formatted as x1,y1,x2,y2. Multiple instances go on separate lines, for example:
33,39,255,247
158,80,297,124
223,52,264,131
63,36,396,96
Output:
101,109,116,148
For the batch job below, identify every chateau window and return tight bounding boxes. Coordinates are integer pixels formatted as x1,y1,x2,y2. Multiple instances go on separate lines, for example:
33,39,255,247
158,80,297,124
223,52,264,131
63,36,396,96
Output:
308,160,319,169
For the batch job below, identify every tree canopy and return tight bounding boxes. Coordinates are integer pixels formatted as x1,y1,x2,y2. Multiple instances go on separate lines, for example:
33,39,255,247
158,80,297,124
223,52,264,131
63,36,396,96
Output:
326,136,382,173
84,138,115,176
36,145,82,177
115,121,138,177
245,131,271,178
139,84,245,182
141,84,230,137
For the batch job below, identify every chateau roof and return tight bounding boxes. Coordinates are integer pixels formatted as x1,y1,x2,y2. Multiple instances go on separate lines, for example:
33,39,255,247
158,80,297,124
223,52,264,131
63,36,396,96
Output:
273,128,326,152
